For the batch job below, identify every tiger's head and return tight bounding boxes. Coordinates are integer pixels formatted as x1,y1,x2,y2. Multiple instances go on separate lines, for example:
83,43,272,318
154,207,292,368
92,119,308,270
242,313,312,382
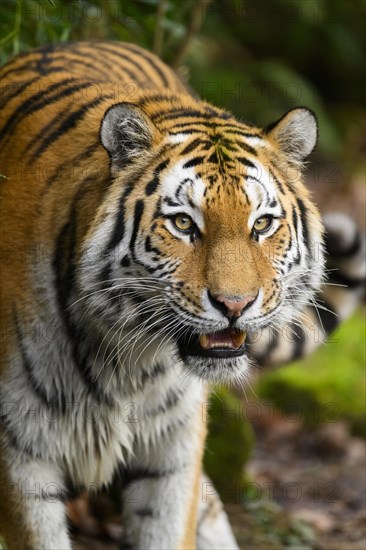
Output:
80,96,324,383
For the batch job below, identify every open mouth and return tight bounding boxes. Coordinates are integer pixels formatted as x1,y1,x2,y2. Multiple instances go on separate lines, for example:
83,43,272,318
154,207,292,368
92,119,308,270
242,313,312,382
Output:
179,328,247,358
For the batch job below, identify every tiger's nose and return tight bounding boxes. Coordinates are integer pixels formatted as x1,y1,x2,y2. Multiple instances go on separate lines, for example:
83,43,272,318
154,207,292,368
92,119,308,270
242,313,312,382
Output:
208,291,257,318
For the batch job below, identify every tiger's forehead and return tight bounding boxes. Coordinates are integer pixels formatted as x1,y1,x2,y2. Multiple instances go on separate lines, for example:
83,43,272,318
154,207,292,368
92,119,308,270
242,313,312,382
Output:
167,129,278,192
167,128,264,154
160,131,284,229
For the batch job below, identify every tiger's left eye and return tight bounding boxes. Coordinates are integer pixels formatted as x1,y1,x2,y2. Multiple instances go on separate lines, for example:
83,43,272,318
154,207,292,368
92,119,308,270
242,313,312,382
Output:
253,215,273,234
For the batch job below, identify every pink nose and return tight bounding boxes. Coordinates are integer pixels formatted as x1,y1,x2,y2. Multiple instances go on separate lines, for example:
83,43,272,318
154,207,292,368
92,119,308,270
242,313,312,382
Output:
210,293,257,318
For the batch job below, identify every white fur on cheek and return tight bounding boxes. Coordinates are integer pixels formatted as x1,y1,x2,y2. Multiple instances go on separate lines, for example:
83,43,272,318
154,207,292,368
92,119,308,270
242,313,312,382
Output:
160,160,206,231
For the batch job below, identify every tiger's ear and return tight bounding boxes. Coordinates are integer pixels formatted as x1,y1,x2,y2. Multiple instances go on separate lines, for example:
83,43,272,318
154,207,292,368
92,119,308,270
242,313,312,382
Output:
100,103,156,169
266,107,318,165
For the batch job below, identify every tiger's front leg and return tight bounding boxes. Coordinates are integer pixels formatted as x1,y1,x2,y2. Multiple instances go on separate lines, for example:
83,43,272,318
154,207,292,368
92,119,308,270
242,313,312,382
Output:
0,443,71,550
120,405,206,550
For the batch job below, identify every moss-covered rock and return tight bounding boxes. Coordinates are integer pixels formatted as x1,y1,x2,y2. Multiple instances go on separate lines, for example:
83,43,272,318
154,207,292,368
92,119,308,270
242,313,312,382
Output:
203,387,255,502
256,311,366,437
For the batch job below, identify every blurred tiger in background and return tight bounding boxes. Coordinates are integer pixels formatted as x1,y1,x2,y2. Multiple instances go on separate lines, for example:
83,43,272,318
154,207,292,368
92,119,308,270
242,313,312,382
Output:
0,42,364,549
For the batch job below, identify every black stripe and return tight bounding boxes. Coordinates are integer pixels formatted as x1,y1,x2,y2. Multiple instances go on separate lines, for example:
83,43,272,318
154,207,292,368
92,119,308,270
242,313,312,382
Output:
0,63,74,82
297,198,310,252
14,310,61,409
164,197,181,207
122,42,171,87
139,362,167,386
104,166,149,253
46,52,113,79
273,172,286,195
168,120,262,137
239,157,256,170
0,77,80,143
180,138,207,155
152,108,229,123
145,235,162,256
145,174,160,196
207,151,218,164
122,467,165,485
291,206,301,265
130,200,145,258
44,141,99,189
182,138,212,155
236,141,257,156
53,175,111,404
121,255,131,267
148,386,184,415
88,43,147,82
122,465,178,486
0,63,35,80
156,159,170,173
174,177,194,200
105,189,127,252
134,508,154,518
0,77,40,110
0,49,41,79
0,48,37,71
29,94,111,162
145,159,169,196
140,93,179,105
183,155,206,168
151,107,193,122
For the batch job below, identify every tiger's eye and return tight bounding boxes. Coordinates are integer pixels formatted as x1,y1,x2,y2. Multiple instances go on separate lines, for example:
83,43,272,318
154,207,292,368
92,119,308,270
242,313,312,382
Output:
173,214,194,232
253,215,273,233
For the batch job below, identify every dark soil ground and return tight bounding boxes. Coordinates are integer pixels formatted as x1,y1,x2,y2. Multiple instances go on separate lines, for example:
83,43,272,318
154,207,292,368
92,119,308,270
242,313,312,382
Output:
70,406,366,550
230,412,366,550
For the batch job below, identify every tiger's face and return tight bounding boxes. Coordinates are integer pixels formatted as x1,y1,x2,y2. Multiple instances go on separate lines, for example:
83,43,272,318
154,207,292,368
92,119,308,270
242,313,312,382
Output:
81,101,324,383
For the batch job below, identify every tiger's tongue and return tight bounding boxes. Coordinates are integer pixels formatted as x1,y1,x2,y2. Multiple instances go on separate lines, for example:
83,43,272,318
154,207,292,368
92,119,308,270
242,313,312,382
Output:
199,329,246,350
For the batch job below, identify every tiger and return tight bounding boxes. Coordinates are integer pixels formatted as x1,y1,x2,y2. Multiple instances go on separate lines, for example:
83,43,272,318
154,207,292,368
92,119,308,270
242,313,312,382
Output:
0,42,365,550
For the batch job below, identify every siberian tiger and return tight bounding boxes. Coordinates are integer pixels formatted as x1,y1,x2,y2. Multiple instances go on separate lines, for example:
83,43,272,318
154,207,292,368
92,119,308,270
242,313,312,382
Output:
0,42,365,550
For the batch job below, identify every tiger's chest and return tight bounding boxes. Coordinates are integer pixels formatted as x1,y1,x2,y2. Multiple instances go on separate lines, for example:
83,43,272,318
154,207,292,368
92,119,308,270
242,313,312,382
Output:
3,332,201,487
56,375,201,487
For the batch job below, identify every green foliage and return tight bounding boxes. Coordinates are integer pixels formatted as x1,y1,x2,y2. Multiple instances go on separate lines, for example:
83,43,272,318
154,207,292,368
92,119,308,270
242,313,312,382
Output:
1,0,364,163
203,387,255,501
256,311,366,437
0,0,200,65
187,0,366,162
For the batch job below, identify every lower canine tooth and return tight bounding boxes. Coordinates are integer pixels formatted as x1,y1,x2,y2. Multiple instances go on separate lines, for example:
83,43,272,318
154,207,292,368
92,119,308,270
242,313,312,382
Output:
232,331,246,348
199,334,209,349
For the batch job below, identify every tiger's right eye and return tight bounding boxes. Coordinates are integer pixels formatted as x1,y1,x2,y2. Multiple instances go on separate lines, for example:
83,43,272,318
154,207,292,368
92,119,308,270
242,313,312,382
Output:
172,214,195,234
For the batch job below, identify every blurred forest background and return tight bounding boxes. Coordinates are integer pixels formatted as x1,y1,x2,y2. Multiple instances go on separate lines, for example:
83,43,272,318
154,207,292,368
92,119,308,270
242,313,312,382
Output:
1,1,365,549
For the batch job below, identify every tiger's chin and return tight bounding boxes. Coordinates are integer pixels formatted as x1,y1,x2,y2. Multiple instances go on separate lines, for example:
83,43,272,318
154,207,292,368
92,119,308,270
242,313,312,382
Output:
176,329,250,383
180,353,250,384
